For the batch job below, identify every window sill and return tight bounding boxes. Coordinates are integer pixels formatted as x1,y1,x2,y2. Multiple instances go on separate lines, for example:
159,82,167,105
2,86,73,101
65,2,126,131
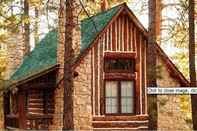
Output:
93,114,148,121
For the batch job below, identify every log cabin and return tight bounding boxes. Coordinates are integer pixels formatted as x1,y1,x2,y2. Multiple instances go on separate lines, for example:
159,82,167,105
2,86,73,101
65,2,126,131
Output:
3,3,189,130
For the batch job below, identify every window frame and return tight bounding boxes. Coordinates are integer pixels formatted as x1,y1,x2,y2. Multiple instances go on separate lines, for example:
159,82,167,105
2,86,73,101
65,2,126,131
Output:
103,52,137,115
104,58,135,74
104,80,136,115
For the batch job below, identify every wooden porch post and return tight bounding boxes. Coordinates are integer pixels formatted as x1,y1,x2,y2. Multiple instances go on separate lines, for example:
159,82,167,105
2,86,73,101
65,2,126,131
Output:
18,91,26,129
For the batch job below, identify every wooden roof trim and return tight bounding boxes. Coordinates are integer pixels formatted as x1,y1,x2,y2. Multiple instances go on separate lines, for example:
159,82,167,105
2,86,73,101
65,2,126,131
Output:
155,44,190,86
9,64,59,88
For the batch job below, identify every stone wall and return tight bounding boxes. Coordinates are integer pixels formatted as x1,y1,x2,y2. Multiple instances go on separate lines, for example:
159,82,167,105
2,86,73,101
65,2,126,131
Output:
3,32,25,80
157,56,193,130
73,51,92,130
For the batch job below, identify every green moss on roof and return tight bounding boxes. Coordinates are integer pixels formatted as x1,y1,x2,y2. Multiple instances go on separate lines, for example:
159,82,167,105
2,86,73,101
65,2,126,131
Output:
10,4,122,83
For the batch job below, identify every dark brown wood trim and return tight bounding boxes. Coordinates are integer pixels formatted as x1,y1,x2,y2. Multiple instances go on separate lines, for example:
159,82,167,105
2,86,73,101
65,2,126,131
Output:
26,114,53,119
100,39,105,115
104,52,136,59
18,91,26,129
117,17,120,51
135,30,140,115
128,18,132,51
94,45,99,115
10,65,59,88
21,82,55,90
118,82,121,113
120,15,123,51
93,114,148,121
124,15,128,51
112,22,116,51
104,73,136,80
91,49,94,115
141,38,146,114
92,121,148,128
108,25,111,50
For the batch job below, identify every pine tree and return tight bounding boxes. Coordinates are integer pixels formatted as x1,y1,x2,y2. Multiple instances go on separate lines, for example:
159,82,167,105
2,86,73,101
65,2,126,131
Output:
147,0,161,129
23,0,30,55
189,0,197,129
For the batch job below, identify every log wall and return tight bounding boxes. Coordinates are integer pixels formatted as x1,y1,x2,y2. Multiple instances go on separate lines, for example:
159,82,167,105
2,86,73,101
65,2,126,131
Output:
90,13,147,116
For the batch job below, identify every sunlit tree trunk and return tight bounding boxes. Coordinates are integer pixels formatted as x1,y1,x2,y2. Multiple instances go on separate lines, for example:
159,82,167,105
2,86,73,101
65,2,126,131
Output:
63,0,81,129
147,0,161,130
34,7,39,45
24,0,30,55
189,0,197,129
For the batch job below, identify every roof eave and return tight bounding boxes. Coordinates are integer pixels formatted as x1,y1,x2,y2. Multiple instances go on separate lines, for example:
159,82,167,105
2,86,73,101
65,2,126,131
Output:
7,64,59,89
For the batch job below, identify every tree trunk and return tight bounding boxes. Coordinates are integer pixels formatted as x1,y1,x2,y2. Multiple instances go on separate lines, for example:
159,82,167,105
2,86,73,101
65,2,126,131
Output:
63,0,81,129
189,0,197,129
24,0,30,55
34,7,39,45
147,0,161,130
63,0,74,129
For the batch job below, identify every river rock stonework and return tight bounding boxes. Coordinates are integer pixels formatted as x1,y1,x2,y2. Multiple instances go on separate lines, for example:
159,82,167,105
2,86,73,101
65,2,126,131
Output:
73,51,92,130
157,56,193,130
3,32,26,80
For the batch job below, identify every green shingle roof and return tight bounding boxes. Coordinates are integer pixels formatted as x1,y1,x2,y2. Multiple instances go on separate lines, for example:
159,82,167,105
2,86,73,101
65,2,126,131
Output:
11,30,58,81
10,4,122,83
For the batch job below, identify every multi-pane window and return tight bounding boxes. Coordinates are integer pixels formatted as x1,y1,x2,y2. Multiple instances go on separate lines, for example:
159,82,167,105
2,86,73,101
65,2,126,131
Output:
105,81,118,113
121,81,134,113
104,56,136,115
105,81,134,114
104,58,135,73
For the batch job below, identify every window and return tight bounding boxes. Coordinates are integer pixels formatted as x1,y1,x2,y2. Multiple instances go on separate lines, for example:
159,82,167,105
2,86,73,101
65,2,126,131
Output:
105,81,134,114
121,81,134,113
104,55,136,115
104,58,135,73
105,81,118,113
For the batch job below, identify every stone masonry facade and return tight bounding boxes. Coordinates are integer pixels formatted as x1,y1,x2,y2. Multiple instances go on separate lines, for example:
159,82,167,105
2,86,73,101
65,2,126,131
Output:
157,55,193,130
3,32,26,80
73,51,92,130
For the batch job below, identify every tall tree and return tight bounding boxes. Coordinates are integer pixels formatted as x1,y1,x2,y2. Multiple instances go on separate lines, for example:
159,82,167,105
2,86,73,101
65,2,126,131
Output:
63,0,81,129
23,0,30,55
34,7,39,45
189,0,197,129
147,0,161,130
